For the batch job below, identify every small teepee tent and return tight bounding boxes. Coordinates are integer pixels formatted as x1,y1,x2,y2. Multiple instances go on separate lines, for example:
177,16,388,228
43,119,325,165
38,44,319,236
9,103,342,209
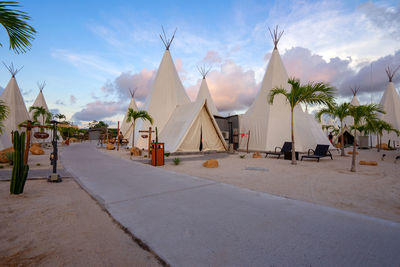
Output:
379,65,400,145
159,100,227,153
120,88,138,141
239,26,331,152
0,63,30,149
30,81,52,143
134,28,190,149
195,66,221,116
343,87,360,127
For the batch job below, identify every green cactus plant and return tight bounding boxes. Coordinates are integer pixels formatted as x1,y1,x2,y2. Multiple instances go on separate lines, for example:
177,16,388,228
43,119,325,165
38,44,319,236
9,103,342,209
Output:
10,131,29,194
155,127,158,143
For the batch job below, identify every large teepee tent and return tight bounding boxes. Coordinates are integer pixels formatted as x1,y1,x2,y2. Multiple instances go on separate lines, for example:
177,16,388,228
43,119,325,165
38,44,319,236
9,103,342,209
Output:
379,65,400,145
343,87,360,127
159,100,227,152
30,81,52,143
120,88,138,141
134,28,190,149
195,66,221,116
239,26,331,152
0,64,30,150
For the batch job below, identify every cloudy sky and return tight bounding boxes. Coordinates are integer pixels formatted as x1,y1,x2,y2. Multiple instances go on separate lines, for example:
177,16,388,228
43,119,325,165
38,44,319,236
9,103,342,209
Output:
0,0,399,127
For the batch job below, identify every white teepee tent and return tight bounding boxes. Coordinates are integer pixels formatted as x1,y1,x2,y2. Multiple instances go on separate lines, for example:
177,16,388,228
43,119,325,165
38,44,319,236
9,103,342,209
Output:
0,64,30,150
239,26,331,152
120,88,138,142
159,100,227,153
379,65,400,145
30,81,53,143
343,87,360,127
134,28,190,149
195,66,221,116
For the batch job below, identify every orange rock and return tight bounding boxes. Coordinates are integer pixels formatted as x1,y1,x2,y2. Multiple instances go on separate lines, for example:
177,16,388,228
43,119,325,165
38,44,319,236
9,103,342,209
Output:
130,147,142,156
347,151,358,155
0,147,14,163
69,137,79,143
376,143,388,150
360,160,377,166
31,143,41,148
252,152,262,158
106,143,115,150
30,146,44,155
203,159,218,168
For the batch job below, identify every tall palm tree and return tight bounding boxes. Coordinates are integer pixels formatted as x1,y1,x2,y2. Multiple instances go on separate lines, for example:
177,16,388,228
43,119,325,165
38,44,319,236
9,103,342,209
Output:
0,1,36,53
269,77,336,164
373,119,400,151
316,102,350,156
348,104,385,172
54,113,66,122
126,109,153,148
29,106,51,127
0,99,9,134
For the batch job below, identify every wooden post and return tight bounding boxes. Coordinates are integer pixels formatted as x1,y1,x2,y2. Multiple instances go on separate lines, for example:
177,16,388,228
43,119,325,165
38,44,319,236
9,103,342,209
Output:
117,121,120,151
148,127,152,158
24,121,32,165
246,130,250,154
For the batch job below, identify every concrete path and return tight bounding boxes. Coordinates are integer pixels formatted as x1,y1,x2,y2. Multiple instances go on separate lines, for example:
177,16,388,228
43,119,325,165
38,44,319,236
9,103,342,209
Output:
61,143,400,267
0,168,71,181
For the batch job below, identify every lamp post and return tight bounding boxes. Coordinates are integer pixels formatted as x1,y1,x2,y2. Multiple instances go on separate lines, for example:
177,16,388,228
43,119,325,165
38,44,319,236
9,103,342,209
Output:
48,120,61,182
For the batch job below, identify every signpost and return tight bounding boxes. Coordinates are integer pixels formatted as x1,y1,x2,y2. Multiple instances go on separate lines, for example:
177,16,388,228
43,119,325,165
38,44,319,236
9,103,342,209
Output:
139,127,155,158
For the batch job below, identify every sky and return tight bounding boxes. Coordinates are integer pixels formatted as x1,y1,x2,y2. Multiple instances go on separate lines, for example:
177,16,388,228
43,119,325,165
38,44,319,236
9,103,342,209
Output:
0,0,399,127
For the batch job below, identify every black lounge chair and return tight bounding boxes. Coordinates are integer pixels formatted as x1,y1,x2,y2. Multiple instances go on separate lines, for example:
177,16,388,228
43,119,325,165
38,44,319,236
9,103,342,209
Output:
301,144,333,162
265,142,292,158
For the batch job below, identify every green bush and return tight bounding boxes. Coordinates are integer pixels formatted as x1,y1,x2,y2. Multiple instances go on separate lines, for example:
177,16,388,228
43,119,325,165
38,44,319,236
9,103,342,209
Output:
164,152,170,157
239,154,246,158
173,158,180,165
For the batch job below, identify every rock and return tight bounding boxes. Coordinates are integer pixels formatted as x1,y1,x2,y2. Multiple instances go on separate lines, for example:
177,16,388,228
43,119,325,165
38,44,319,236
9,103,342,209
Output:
31,143,41,148
106,143,115,150
347,151,358,155
130,147,142,156
0,147,14,163
376,143,388,150
360,160,377,166
252,152,262,158
203,159,218,168
30,146,44,155
335,143,341,148
69,137,79,143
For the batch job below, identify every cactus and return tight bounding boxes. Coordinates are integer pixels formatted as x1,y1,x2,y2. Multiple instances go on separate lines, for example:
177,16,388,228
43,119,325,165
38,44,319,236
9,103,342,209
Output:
155,127,158,143
10,131,29,194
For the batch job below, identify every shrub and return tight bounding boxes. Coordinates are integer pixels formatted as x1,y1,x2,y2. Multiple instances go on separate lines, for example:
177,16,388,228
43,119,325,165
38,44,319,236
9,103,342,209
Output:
164,152,170,157
173,158,180,165
239,154,246,159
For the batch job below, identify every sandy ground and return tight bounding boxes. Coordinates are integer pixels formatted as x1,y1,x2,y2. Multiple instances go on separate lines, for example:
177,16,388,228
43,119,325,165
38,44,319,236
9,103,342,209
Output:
0,178,161,266
105,146,400,223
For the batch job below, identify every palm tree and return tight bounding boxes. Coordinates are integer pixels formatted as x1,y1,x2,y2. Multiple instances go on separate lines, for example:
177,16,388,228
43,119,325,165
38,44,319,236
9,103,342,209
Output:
29,106,51,127
373,119,400,151
269,78,336,164
0,1,36,53
126,109,153,148
0,99,9,134
54,113,66,122
348,104,385,172
316,102,350,156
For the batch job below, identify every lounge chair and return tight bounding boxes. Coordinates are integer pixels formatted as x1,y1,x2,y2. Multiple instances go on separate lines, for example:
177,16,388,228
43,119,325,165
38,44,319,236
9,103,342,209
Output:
301,144,333,162
265,142,292,158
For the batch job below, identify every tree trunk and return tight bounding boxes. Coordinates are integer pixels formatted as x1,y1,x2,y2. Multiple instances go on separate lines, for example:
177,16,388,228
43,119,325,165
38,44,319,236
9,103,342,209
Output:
377,134,380,152
131,122,135,148
350,128,357,172
291,108,296,165
340,120,345,156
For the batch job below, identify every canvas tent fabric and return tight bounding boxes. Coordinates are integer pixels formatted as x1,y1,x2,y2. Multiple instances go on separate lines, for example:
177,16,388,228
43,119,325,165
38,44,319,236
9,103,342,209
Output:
239,45,331,152
133,49,190,149
159,100,227,153
379,81,400,144
343,94,360,127
120,95,138,142
195,77,221,116
0,76,30,150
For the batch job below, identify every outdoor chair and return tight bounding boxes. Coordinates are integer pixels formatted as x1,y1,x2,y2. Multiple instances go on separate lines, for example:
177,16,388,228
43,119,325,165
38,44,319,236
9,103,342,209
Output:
301,144,333,162
265,142,292,158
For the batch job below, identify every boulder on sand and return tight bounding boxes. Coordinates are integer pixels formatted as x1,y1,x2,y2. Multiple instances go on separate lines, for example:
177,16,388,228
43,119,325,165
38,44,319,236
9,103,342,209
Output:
106,143,115,150
360,160,377,166
130,147,142,156
252,152,262,158
0,147,14,163
30,145,44,155
203,159,218,168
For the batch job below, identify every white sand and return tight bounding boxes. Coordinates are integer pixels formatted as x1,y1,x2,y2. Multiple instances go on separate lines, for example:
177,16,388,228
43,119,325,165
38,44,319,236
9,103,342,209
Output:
105,146,400,222
0,178,161,266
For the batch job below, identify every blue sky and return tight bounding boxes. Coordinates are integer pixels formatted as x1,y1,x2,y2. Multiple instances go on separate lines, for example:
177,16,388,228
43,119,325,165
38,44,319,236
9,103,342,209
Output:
0,0,399,127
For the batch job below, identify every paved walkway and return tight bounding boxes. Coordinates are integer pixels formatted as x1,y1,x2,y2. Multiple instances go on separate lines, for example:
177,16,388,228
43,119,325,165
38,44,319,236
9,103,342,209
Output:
0,168,71,181
61,143,400,267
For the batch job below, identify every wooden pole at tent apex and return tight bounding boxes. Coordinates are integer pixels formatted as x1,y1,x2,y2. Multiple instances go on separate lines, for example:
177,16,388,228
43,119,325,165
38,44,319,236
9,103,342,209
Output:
117,121,120,151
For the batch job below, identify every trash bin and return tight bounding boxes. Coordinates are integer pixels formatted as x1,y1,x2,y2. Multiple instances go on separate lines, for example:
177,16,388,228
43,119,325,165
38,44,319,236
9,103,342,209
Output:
151,143,164,166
